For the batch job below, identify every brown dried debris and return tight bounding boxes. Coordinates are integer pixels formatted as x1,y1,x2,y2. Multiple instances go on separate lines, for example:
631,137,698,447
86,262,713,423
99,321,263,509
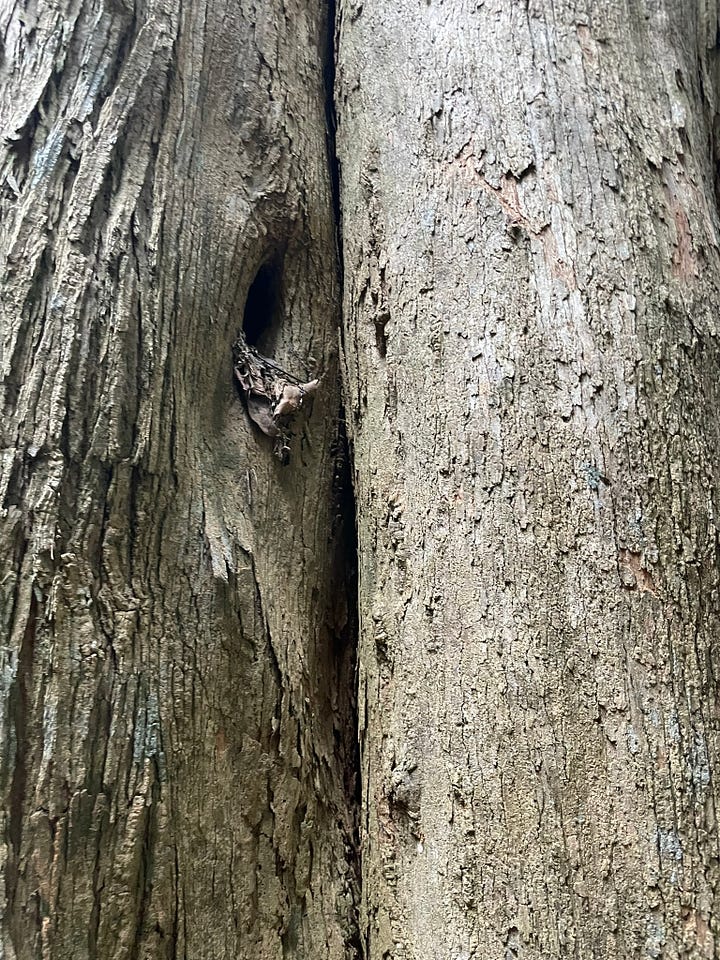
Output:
233,335,319,463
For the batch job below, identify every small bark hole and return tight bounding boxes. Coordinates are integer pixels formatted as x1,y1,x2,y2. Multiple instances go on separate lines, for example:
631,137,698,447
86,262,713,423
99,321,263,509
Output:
374,318,388,358
243,257,284,353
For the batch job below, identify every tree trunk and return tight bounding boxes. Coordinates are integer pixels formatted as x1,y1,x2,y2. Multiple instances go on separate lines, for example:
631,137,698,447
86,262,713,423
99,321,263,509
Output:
336,0,720,957
0,1,359,958
4,0,720,957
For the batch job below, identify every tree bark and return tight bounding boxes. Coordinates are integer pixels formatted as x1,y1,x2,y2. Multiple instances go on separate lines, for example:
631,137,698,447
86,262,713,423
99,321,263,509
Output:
0,1,358,958
4,0,720,957
336,1,720,957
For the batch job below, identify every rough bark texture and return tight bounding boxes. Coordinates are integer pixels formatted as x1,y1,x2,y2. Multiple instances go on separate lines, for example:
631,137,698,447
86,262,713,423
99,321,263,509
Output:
336,0,720,957
0,1,359,958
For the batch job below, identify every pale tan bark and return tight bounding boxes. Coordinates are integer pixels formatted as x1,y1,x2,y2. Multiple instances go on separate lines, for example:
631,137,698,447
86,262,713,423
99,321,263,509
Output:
0,1,358,958
336,1,720,957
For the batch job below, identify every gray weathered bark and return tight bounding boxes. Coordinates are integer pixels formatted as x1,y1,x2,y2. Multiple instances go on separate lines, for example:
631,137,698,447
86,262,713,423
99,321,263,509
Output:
336,0,720,957
4,0,720,957
0,0,358,957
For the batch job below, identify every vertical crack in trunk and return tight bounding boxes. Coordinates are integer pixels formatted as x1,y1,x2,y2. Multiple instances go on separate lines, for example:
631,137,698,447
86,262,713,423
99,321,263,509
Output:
324,0,343,286
332,414,363,959
6,587,36,935
324,1,362,956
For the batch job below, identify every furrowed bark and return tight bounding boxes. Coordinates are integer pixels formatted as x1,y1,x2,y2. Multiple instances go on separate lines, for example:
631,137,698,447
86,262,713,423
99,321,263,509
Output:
336,1,720,956
5,0,720,956
0,1,359,957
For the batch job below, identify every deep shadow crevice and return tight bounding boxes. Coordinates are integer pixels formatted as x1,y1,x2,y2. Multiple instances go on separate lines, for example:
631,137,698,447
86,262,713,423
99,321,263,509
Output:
329,409,362,958
242,256,285,353
324,0,362,953
323,0,343,284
